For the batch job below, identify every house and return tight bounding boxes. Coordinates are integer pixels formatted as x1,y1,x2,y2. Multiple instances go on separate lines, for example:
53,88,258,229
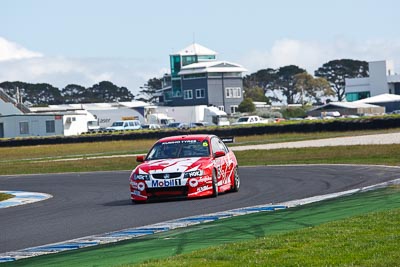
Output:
158,43,247,114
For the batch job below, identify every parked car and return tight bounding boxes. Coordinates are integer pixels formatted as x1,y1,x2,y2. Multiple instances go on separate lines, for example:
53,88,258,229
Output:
129,134,240,203
141,124,161,130
106,120,141,131
166,122,189,129
232,116,269,125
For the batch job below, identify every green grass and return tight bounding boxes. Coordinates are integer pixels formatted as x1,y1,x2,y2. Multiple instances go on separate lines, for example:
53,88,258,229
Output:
1,144,399,175
137,208,400,267
0,193,13,201
1,128,400,175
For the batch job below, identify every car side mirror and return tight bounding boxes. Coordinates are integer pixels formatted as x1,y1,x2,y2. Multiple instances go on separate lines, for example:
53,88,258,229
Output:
214,150,226,158
136,155,145,162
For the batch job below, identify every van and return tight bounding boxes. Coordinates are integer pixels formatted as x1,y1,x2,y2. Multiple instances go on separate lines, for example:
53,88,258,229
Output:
106,120,141,131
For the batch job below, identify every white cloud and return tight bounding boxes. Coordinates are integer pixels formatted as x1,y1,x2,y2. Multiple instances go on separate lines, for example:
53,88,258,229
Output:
240,38,400,75
0,37,169,95
0,37,42,61
3,36,400,99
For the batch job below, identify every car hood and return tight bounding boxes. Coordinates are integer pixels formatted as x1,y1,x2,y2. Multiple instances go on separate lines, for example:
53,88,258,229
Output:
135,157,212,174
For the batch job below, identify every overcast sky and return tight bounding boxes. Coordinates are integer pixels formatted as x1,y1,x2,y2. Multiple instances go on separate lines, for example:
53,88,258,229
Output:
1,0,400,95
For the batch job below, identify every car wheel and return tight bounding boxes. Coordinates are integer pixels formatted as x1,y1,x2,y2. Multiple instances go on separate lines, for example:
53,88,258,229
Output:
231,167,240,192
212,169,218,197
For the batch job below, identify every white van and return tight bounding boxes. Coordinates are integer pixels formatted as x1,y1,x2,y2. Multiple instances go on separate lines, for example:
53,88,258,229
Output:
106,120,141,131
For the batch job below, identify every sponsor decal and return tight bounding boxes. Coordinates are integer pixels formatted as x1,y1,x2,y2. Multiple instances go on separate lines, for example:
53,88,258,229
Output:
151,179,181,187
197,185,211,192
198,176,212,183
189,179,198,188
186,170,202,178
163,140,197,145
137,182,145,191
202,141,209,147
130,182,138,189
133,190,141,196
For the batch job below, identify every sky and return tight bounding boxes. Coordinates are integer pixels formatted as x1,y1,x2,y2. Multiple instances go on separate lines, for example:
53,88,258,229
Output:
1,0,400,96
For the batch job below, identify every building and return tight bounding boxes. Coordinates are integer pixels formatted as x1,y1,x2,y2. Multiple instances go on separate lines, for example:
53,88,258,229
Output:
355,93,400,113
31,101,151,129
345,60,400,101
159,43,247,114
307,102,385,117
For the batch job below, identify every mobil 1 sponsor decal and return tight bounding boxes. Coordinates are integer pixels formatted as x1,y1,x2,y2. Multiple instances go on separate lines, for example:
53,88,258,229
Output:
152,179,182,187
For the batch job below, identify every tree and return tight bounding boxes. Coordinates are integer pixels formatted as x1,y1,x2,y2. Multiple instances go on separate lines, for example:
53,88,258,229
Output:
293,73,334,104
61,84,86,104
238,98,256,113
314,59,368,101
273,65,306,104
0,81,63,105
244,86,269,103
243,68,277,92
136,77,163,103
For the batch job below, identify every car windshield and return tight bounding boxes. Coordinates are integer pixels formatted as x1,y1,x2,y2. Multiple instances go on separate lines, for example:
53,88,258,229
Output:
237,117,248,122
147,139,210,160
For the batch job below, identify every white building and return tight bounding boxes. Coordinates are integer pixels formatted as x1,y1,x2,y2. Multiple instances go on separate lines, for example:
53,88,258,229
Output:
345,60,400,101
31,101,151,129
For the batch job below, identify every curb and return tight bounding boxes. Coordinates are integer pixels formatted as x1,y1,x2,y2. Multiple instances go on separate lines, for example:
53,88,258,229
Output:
0,191,52,209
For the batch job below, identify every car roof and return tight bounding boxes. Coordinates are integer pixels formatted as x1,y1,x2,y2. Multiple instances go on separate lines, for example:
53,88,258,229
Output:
157,134,214,143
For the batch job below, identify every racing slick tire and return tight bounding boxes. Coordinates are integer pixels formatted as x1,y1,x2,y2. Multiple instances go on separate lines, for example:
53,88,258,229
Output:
212,169,218,197
230,167,240,192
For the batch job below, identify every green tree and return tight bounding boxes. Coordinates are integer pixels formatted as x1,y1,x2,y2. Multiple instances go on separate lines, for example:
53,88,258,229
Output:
85,81,134,103
294,73,334,105
244,86,269,103
243,68,277,92
136,77,163,103
62,84,86,104
314,59,368,101
0,81,63,105
273,65,306,104
238,98,256,113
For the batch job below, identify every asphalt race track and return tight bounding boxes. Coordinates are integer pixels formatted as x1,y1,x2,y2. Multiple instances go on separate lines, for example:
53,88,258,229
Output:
1,164,399,253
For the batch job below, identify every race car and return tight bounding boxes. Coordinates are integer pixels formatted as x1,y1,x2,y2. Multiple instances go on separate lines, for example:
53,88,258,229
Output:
129,134,240,203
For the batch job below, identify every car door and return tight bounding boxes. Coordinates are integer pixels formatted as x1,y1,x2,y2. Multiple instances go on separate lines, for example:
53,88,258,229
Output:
211,137,230,189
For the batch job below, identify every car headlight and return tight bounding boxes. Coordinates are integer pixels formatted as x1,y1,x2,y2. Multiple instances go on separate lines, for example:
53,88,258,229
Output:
134,174,150,180
184,170,204,178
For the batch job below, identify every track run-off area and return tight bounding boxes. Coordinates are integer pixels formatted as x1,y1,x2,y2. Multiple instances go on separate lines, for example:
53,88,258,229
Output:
1,132,400,262
1,164,400,261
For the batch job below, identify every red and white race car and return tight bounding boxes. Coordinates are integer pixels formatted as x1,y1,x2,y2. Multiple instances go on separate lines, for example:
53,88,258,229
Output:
130,134,240,203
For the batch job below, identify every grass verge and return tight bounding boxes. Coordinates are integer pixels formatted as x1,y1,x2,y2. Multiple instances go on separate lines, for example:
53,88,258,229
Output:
0,193,13,201
1,144,399,175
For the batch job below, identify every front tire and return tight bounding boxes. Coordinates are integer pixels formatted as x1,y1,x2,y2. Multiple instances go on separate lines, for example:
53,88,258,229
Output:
212,169,218,197
231,167,240,192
